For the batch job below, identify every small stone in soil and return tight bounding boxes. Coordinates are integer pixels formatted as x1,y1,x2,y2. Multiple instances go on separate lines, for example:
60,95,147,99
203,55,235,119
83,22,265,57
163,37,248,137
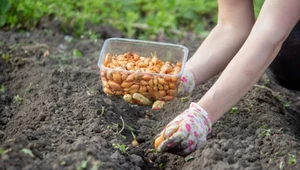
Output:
103,97,113,105
130,154,144,167
121,162,131,169
0,130,5,139
223,140,235,151
0,118,8,125
38,112,47,121
110,151,126,164
226,155,235,164
75,111,84,120
202,148,223,161
1,94,12,103
137,118,156,127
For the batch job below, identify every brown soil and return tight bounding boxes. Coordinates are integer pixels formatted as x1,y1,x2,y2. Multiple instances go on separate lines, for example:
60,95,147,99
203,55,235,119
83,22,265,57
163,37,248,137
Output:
0,27,300,170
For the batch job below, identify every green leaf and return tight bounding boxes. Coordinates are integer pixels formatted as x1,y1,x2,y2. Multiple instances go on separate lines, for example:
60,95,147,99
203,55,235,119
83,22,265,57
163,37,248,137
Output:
14,95,23,104
259,128,271,137
0,147,11,154
21,148,34,157
0,84,6,93
159,163,164,169
149,148,157,153
230,106,238,114
0,148,6,154
288,153,297,165
72,48,83,57
2,54,10,61
0,15,7,27
0,0,11,14
185,156,195,162
112,143,128,153
76,158,90,170
60,160,66,166
283,101,291,108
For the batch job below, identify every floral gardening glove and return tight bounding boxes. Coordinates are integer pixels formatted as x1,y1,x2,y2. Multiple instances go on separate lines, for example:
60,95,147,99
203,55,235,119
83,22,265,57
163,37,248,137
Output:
123,70,196,110
153,102,212,156
177,70,195,97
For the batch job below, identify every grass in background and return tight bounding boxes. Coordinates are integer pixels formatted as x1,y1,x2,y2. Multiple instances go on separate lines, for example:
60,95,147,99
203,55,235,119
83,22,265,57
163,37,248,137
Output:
1,0,263,39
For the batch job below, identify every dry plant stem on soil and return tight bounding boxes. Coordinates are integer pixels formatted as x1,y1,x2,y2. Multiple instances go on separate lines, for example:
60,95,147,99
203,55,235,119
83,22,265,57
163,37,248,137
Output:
117,116,125,134
253,84,283,97
21,44,49,50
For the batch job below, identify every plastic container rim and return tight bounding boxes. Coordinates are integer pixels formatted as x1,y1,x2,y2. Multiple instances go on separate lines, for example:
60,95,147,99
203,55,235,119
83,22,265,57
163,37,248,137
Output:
98,38,189,77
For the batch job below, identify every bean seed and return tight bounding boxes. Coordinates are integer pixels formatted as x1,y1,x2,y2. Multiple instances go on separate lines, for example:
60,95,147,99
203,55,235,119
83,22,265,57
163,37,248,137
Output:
101,52,183,102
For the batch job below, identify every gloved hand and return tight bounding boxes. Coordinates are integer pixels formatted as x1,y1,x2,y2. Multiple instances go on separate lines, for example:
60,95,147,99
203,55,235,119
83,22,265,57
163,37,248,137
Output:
123,70,196,110
177,70,195,97
153,102,212,156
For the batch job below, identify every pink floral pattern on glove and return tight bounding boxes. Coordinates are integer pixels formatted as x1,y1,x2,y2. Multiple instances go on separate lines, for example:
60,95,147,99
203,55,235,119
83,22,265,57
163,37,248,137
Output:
155,102,212,156
177,70,195,97
181,76,188,83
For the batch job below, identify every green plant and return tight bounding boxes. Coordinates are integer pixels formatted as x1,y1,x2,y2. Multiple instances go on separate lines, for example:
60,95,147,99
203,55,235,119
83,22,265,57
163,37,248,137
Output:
180,96,190,103
76,158,90,170
23,82,32,95
60,160,66,166
0,148,5,154
85,84,95,95
288,153,297,166
158,163,164,169
72,48,83,58
0,0,12,27
283,101,291,108
0,84,6,93
279,158,285,169
21,148,34,157
259,128,271,137
230,106,238,114
84,30,100,40
0,147,11,154
2,0,263,38
112,143,128,153
185,156,195,162
254,0,264,18
2,53,10,61
148,148,157,153
100,106,105,116
14,95,22,104
258,123,271,137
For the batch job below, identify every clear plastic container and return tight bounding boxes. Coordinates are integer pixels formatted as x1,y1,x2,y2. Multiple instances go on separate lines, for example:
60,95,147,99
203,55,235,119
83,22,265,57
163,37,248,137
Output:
98,38,189,102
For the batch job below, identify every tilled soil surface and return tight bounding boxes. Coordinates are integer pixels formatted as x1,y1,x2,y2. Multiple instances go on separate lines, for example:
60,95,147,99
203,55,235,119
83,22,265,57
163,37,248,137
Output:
0,28,300,170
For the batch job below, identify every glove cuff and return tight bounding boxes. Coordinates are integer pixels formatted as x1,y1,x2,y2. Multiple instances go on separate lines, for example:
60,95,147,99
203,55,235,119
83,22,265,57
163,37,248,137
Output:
189,102,212,133
178,70,195,97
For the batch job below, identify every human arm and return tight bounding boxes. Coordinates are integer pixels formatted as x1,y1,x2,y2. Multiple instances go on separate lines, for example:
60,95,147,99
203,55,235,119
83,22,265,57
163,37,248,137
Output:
155,0,300,156
125,0,256,108
154,0,256,155
186,0,255,85
200,0,300,124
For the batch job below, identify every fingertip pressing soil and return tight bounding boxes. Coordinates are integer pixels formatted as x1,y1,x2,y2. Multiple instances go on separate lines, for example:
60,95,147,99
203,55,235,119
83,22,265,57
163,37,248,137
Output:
0,27,300,170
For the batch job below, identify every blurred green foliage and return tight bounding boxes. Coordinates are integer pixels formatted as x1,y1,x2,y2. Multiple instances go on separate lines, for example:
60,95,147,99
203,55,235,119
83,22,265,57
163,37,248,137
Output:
0,0,263,38
0,0,12,26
